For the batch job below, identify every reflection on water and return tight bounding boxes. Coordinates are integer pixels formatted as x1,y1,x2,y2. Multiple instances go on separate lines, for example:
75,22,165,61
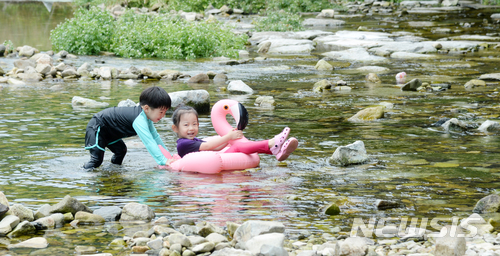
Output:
1,2,500,253
0,1,74,50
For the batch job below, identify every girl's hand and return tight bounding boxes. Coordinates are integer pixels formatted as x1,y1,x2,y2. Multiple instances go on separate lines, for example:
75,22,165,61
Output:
228,129,243,140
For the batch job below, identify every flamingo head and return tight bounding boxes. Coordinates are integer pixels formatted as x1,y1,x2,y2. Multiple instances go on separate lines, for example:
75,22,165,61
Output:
211,99,249,134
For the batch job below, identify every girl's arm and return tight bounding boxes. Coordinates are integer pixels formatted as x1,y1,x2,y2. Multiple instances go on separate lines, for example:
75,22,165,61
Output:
199,129,242,151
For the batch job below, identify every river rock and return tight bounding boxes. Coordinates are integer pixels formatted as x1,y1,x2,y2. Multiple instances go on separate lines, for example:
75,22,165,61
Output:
323,48,386,62
322,203,340,215
348,106,385,122
401,78,422,91
36,63,52,75
303,18,345,27
257,41,272,54
0,204,8,216
0,67,4,76
330,140,369,166
18,45,37,57
357,66,389,73
441,118,468,132
478,120,500,133
213,73,228,84
464,79,486,90
255,96,275,108
0,215,20,236
168,233,192,247
120,202,155,222
92,206,122,222
169,89,210,113
491,13,500,20
434,226,466,256
62,67,78,78
192,241,215,253
140,67,160,79
479,73,500,80
211,248,253,256
460,213,493,236
233,220,285,244
313,79,334,93
7,204,34,222
8,237,48,249
50,195,92,216
198,222,224,237
32,215,55,229
473,194,500,213
244,233,285,255
391,52,435,59
317,9,335,18
77,62,90,77
336,237,371,256
315,59,333,71
375,199,405,210
14,59,36,70
188,73,210,83
99,67,112,80
205,233,228,244
75,211,105,225
0,192,8,207
0,45,5,56
365,73,381,83
72,96,110,109
228,80,254,94
7,220,36,238
7,78,26,86
264,39,315,54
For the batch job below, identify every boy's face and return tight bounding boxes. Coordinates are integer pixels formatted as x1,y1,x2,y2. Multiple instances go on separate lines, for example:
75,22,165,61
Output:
144,105,168,123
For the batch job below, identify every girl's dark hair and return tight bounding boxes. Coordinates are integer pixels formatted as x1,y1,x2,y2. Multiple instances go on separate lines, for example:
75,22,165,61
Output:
139,86,171,110
172,105,198,126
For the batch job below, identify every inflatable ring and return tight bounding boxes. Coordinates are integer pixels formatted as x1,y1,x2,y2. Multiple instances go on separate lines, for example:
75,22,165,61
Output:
159,99,260,174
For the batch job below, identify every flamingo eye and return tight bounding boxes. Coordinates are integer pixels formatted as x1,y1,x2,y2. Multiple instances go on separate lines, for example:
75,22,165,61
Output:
224,105,229,110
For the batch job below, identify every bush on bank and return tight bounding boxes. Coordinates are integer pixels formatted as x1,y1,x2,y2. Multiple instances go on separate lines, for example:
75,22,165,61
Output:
74,0,335,13
253,10,304,32
50,7,248,59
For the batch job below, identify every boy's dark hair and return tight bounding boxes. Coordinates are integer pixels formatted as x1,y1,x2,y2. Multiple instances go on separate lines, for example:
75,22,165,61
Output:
172,105,198,127
139,86,171,109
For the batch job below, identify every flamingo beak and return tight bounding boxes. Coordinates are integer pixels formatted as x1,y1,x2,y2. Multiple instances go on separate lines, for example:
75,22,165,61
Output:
230,103,249,130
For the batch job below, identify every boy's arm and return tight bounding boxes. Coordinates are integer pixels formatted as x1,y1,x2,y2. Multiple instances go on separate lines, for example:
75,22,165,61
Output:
132,114,169,165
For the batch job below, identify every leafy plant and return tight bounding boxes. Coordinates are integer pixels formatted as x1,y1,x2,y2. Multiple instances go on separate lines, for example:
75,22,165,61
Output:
50,7,115,55
3,40,15,53
253,10,304,32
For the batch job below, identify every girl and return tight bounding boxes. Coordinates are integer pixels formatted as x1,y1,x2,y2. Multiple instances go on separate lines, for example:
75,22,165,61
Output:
171,106,298,161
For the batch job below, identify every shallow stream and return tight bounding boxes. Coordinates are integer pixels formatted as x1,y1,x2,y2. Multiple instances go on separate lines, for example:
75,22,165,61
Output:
1,1,500,254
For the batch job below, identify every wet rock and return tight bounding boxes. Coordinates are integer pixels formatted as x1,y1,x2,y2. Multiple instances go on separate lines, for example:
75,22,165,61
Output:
228,80,253,94
168,233,192,247
264,39,315,54
57,50,68,58
317,9,335,18
239,50,249,59
117,99,137,107
313,79,334,93
244,233,285,255
330,140,369,166
441,0,458,6
61,68,78,78
14,59,36,70
7,237,48,249
464,79,485,89
233,220,285,244
213,73,228,84
322,203,340,215
75,211,105,225
315,59,333,71
460,213,493,236
333,86,352,91
357,66,389,73
0,45,5,56
323,48,386,62
50,213,65,227
7,220,36,238
7,78,26,86
0,67,4,76
336,237,371,256
206,233,228,244
75,245,97,254
18,45,37,57
255,96,275,108
303,18,345,27
36,64,51,75
0,215,20,236
188,73,210,83
7,204,34,222
365,73,381,83
147,237,163,250
434,226,466,256
491,13,500,20
211,248,253,256
32,216,55,230
257,41,271,54
72,96,110,109
0,204,8,216
169,89,210,113
120,202,155,222
375,199,405,210
479,73,500,80
99,67,112,80
473,194,500,213
441,118,468,132
478,120,500,133
391,52,434,59
401,78,422,91
140,67,160,79
348,106,384,122
198,222,224,237
77,62,90,77
0,193,8,208
192,241,215,253
19,72,43,82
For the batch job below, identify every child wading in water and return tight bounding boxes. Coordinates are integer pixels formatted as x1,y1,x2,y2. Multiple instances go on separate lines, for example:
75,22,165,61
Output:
171,106,298,161
83,86,174,169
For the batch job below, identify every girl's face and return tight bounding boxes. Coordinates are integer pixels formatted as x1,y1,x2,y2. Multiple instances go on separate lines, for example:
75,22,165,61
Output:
173,112,199,140
144,105,167,123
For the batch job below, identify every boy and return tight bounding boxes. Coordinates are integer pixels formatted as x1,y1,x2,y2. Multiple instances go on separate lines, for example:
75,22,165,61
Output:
83,86,173,169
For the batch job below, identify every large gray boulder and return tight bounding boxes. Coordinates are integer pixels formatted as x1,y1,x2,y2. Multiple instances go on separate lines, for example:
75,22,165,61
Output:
93,206,122,221
7,237,48,249
227,80,254,94
348,106,384,122
473,194,500,213
169,90,210,113
18,45,37,57
233,220,285,244
72,96,110,109
119,203,155,222
7,204,34,222
50,195,92,215
7,220,36,237
0,215,20,236
329,140,369,166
